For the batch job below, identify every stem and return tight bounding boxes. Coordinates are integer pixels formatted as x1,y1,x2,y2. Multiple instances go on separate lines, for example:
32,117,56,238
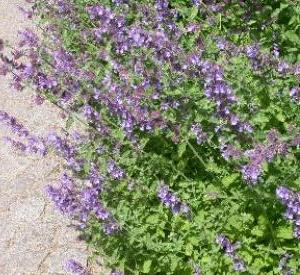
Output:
187,140,206,167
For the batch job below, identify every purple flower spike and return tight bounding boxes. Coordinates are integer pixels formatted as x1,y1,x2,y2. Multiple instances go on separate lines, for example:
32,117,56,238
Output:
47,132,84,170
191,123,207,145
278,61,290,74
245,44,259,59
52,49,76,74
290,87,300,101
3,137,27,152
45,172,79,216
107,159,125,180
46,171,119,235
240,129,288,184
54,0,72,14
192,0,201,7
89,163,104,190
192,262,201,275
112,0,127,5
65,259,91,275
220,143,243,161
18,28,39,47
276,186,300,240
216,234,246,272
158,184,190,217
278,253,293,275
94,204,111,220
0,110,47,156
216,234,235,255
103,221,119,235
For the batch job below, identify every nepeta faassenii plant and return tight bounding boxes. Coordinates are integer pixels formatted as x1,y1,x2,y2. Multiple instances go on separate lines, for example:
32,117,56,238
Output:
1,0,300,274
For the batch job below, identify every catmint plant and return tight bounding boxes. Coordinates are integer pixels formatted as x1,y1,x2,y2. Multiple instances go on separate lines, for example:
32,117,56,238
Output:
1,0,300,274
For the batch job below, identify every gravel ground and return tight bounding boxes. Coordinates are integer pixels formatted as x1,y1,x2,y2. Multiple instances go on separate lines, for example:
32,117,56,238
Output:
0,1,105,274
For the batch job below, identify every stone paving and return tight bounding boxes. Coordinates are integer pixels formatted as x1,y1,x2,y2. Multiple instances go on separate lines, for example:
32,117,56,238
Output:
0,1,105,274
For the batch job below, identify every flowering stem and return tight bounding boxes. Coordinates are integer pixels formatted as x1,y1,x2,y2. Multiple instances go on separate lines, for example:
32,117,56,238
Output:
187,140,206,167
45,93,191,182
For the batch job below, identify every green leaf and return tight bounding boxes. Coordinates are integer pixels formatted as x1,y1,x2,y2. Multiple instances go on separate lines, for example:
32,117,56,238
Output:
142,260,152,273
294,177,300,186
284,30,300,44
251,226,264,237
252,257,267,272
253,113,269,125
189,6,198,20
178,142,187,158
221,173,239,188
194,211,205,224
227,215,242,230
170,255,178,272
206,159,223,174
188,236,200,246
271,3,289,17
185,243,193,256
276,225,293,240
146,214,160,224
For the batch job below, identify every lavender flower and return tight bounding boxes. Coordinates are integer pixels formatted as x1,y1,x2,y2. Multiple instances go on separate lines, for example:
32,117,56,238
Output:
45,172,79,216
220,143,243,161
46,170,119,234
86,5,109,20
52,49,76,74
18,28,39,47
278,253,293,275
192,263,201,275
34,73,58,90
192,0,201,7
216,234,246,272
191,123,207,145
3,137,27,152
241,163,262,183
94,203,111,220
20,65,36,79
103,221,120,235
47,132,84,171
194,58,253,134
107,159,125,180
245,44,260,59
272,43,280,58
0,110,47,155
112,0,127,5
278,61,290,74
158,184,190,216
81,187,100,210
290,87,300,101
89,163,104,190
65,259,91,275
276,186,300,239
82,105,100,122
240,130,288,184
54,0,72,14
